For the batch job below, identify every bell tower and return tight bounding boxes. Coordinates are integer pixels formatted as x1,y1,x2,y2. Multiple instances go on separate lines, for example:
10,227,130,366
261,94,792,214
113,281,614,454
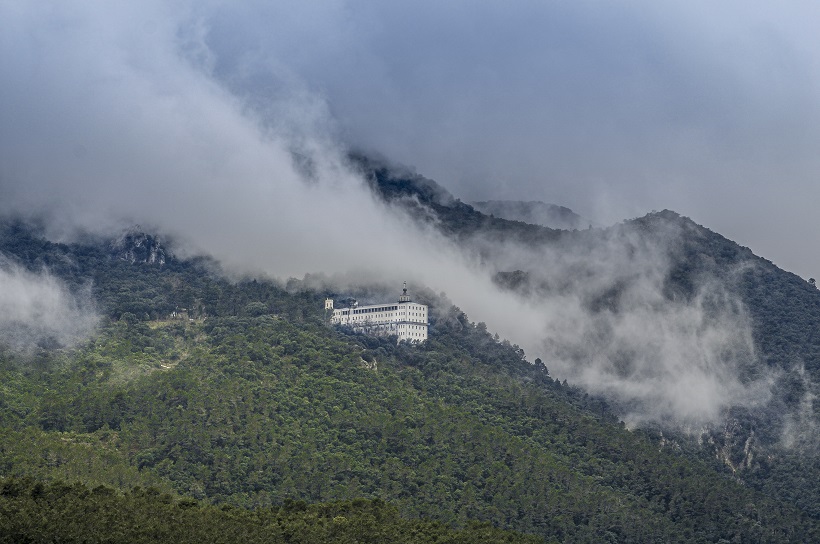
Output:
398,281,411,303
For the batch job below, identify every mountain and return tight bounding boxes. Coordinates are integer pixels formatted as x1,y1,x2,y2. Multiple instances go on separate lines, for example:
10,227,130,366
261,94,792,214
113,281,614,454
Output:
349,153,562,246
471,200,590,231
3,157,820,541
1,216,820,542
354,157,820,522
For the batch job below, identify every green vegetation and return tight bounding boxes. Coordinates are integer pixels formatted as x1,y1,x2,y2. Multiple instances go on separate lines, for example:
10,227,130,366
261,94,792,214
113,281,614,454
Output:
640,211,820,517
357,154,820,527
0,477,539,544
1,220,820,542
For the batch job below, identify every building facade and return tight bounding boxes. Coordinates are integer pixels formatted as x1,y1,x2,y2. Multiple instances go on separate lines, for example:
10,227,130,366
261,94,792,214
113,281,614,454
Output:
327,284,428,343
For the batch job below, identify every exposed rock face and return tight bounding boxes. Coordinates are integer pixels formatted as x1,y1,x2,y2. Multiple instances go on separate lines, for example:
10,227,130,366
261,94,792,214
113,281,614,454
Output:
110,230,167,265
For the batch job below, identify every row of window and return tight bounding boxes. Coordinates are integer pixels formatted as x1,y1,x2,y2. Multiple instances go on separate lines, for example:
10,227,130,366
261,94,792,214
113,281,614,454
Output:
337,304,427,315
333,319,427,327
351,305,400,314
334,312,425,321
336,317,427,325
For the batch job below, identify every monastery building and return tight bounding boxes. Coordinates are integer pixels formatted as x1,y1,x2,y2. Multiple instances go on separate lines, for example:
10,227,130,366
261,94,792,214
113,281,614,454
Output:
326,283,428,343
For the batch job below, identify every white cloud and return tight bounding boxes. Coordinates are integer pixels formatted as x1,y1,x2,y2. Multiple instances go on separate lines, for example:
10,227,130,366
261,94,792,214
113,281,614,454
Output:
0,257,98,351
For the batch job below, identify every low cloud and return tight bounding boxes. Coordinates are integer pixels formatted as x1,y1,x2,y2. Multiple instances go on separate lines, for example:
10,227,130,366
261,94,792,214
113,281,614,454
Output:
0,257,98,352
469,219,772,426
541,278,770,427
778,362,820,451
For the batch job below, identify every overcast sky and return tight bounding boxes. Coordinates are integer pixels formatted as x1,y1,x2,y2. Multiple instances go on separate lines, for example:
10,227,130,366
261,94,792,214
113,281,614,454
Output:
3,1,820,278
205,0,820,278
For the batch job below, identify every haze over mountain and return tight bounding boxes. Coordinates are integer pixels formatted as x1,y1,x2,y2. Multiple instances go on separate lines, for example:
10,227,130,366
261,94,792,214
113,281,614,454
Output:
471,201,591,231
356,157,820,431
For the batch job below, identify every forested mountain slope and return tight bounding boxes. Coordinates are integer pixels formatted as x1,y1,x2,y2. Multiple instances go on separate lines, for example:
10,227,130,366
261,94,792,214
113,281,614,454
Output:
631,211,820,515
471,201,587,231
350,154,563,246
353,156,820,523
1,220,818,542
0,477,540,544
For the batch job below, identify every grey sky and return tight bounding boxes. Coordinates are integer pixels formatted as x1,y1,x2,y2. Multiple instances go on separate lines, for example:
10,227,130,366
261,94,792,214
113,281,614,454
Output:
202,0,820,277
3,1,820,279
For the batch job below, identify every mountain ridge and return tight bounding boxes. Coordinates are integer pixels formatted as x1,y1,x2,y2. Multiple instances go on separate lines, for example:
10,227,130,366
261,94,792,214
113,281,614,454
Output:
471,200,589,231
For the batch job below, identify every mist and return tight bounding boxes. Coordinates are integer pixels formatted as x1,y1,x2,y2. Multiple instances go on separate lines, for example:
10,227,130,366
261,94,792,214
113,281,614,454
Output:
0,0,546,363
534,239,763,426
196,0,820,280
0,256,98,352
0,2,774,427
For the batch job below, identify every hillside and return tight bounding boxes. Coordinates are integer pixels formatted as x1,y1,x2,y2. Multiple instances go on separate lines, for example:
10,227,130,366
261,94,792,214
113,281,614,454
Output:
0,477,540,544
349,154,563,246
471,201,588,231
353,157,820,522
1,220,819,542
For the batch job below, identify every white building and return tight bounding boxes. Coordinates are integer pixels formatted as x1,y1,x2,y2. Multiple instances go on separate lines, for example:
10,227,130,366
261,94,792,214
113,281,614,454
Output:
327,283,428,343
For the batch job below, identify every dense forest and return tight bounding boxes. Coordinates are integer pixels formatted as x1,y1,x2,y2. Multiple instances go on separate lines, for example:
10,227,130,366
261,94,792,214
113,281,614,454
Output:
2,219,820,542
0,477,540,543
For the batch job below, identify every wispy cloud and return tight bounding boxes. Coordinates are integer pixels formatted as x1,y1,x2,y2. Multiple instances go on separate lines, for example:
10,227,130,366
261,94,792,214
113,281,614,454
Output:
197,0,820,278
0,256,98,351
